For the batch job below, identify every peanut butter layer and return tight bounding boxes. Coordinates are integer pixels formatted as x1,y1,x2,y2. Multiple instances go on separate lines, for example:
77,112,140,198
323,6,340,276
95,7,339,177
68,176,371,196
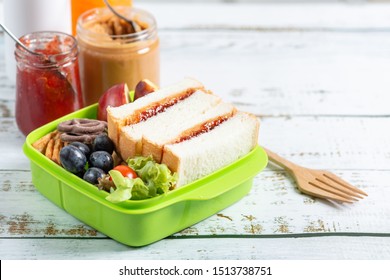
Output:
84,13,147,37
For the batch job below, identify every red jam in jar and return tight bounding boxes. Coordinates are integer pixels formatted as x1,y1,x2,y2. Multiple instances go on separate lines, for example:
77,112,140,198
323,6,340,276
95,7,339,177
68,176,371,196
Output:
15,32,84,136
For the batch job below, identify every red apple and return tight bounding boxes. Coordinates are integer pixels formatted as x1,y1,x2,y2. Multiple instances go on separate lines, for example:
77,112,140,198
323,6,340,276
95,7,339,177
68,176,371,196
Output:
97,83,130,121
134,79,159,100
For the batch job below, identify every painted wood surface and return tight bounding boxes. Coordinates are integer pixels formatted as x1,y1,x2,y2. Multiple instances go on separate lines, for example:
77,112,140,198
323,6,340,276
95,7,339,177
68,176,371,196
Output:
2,236,390,260
1,2,390,259
0,169,388,238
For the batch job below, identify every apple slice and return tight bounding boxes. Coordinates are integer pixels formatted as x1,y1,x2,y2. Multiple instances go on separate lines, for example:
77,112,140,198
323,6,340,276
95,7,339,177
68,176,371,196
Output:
97,83,130,121
134,79,159,100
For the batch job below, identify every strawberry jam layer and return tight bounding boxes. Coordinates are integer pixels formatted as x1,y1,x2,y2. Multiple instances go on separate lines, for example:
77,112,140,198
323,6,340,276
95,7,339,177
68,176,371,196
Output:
174,115,231,144
129,89,197,124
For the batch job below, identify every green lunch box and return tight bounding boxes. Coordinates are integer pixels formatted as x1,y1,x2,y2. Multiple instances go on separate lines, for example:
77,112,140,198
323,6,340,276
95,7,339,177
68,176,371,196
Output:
23,104,268,247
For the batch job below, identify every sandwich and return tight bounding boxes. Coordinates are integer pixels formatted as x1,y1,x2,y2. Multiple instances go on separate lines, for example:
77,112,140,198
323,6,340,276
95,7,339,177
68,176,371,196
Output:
119,90,236,162
107,78,259,187
107,77,205,150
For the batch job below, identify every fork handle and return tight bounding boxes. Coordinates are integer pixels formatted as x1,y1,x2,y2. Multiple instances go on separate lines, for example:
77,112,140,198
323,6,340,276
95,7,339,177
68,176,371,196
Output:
262,147,299,173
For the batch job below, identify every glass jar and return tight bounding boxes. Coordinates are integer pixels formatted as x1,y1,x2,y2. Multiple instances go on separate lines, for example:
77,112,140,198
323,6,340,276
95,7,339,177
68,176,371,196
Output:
15,31,84,136
71,0,132,35
77,6,160,106
4,0,71,83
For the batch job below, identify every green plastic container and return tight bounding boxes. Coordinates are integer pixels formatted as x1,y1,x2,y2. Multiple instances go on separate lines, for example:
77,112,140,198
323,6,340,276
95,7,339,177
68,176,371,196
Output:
23,104,268,246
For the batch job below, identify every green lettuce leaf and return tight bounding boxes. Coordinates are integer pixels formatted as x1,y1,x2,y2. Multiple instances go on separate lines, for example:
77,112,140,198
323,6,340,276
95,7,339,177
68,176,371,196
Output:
105,156,177,202
128,155,177,196
105,170,134,203
127,155,152,170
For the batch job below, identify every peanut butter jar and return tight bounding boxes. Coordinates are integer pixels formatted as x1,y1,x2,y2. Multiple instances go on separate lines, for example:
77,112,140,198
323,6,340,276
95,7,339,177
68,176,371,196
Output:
77,6,159,105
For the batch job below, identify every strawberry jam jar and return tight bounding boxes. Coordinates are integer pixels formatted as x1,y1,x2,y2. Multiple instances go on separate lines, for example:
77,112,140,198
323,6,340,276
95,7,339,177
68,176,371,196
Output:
15,32,84,136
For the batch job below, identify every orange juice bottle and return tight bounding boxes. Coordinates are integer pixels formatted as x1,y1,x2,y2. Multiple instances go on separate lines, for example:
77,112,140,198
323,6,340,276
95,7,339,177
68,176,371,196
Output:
71,0,132,35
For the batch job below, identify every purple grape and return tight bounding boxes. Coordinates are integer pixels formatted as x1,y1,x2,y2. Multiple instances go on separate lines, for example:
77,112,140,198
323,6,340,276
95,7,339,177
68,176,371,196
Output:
83,167,106,185
93,134,115,154
89,151,114,173
60,145,87,176
69,141,91,158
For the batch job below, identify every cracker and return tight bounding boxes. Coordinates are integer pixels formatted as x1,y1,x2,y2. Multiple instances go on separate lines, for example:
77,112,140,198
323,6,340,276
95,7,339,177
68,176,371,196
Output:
52,130,60,140
45,139,55,159
32,131,55,153
52,138,63,165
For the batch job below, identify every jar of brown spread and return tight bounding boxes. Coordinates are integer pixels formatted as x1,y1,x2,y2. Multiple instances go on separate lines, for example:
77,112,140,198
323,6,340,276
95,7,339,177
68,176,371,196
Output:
76,6,159,106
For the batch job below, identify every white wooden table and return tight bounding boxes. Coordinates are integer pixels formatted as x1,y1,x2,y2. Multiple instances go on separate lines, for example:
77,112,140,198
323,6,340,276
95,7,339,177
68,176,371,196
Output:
1,2,390,260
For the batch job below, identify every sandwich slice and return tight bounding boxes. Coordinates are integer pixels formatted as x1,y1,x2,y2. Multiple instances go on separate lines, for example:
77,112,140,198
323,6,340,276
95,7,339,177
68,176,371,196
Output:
119,90,236,161
107,77,205,149
161,112,259,187
141,101,236,162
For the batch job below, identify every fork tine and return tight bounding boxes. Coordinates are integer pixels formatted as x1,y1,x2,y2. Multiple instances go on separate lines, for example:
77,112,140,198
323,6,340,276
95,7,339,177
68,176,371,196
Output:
303,182,356,203
322,171,368,196
308,181,358,202
315,176,364,199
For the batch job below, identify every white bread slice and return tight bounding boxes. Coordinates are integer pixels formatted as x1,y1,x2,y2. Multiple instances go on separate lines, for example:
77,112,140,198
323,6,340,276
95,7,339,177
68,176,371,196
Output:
141,102,236,162
107,78,204,149
119,90,223,161
162,112,259,187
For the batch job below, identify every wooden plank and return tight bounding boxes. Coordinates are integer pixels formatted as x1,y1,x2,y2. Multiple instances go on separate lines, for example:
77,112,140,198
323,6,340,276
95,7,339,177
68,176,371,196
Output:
176,169,388,236
0,119,27,170
2,2,390,31
159,30,390,116
0,100,14,118
2,31,390,117
4,115,390,170
0,170,105,238
1,236,389,260
260,117,390,170
0,169,387,238
137,2,390,30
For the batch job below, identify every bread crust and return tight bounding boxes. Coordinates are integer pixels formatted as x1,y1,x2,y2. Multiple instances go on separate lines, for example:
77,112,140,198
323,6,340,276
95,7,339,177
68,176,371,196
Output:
247,112,260,147
118,128,141,161
161,145,181,173
142,138,164,163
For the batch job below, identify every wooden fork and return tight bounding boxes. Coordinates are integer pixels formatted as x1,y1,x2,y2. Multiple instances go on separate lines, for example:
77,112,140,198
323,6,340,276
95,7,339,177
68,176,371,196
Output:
263,147,367,203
